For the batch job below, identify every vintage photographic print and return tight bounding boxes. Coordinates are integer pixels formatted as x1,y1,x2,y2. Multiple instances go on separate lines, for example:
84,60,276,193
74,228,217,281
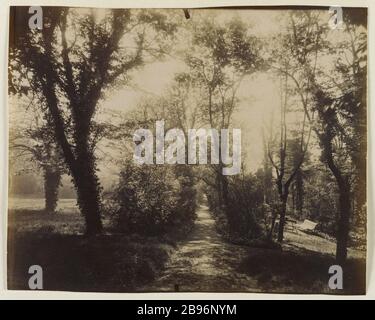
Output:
7,5,367,294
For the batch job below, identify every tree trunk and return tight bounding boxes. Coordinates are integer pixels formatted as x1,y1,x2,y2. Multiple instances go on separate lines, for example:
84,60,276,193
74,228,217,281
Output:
218,167,233,229
75,174,103,235
43,166,61,213
323,139,352,264
295,169,303,217
277,195,287,242
268,209,277,240
216,172,222,208
336,180,351,264
73,144,103,235
221,174,229,208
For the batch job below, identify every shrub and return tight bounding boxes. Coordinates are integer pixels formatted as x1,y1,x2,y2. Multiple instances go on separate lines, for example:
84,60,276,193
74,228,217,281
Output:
110,162,196,236
207,173,265,241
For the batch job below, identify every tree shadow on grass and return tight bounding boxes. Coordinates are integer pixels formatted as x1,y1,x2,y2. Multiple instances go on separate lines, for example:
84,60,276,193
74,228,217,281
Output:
7,232,174,292
237,245,366,294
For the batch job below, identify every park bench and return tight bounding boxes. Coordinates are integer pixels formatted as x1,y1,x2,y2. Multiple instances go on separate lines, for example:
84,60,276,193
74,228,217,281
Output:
298,219,318,231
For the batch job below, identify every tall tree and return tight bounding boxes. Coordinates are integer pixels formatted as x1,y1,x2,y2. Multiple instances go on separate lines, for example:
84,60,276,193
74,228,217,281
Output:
185,15,262,225
289,137,308,217
10,118,64,213
279,10,367,262
266,71,311,242
9,7,176,234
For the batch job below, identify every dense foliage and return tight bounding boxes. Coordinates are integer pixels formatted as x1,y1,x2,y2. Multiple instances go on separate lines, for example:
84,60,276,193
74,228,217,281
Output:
110,162,196,236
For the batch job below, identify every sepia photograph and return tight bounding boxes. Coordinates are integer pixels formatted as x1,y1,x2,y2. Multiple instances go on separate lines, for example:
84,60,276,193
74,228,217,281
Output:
7,5,367,294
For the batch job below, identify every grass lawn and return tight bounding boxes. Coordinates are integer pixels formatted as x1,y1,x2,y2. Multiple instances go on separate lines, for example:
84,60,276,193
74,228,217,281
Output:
7,209,181,292
7,206,366,294
238,246,366,294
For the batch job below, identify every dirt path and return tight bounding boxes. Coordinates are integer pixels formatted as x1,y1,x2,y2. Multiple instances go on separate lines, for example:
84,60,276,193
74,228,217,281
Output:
142,205,260,292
